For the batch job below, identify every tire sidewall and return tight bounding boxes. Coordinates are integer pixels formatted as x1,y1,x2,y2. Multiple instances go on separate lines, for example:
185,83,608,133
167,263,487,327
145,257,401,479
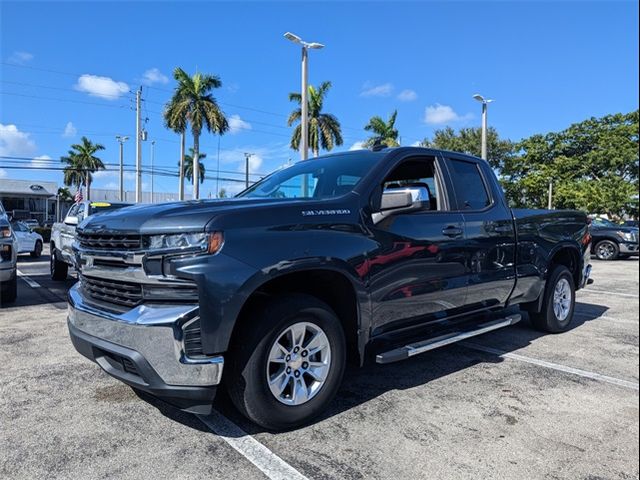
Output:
32,240,42,258
544,267,576,332
232,297,346,430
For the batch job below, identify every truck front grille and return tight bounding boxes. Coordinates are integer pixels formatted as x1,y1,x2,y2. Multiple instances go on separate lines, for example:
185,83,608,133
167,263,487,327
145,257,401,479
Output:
78,232,142,250
81,275,143,308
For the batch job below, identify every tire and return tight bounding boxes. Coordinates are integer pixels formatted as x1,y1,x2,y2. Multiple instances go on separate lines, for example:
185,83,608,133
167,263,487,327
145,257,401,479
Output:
226,293,346,431
31,240,42,258
50,248,68,281
1,269,17,304
594,240,619,261
528,265,576,333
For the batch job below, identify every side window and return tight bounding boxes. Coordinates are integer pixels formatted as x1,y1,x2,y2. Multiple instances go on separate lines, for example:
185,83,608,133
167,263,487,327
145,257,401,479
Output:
67,204,79,218
381,157,442,211
448,159,491,210
76,204,86,221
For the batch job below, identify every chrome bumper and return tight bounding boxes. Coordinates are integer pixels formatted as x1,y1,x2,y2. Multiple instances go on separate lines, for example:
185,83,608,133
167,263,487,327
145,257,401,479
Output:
67,284,223,387
620,242,639,255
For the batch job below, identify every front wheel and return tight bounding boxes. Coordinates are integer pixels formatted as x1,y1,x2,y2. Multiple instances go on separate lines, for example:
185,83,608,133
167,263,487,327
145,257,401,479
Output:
528,265,576,333
594,240,619,261
31,240,42,258
226,294,346,431
50,248,68,281
1,269,17,304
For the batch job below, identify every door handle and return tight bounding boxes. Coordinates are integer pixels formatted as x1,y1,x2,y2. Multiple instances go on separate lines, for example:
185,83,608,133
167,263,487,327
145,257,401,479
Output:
442,226,463,238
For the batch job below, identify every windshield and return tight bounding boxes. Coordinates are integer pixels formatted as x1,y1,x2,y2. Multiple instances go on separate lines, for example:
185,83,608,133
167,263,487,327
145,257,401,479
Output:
592,217,617,228
237,153,384,200
89,203,132,215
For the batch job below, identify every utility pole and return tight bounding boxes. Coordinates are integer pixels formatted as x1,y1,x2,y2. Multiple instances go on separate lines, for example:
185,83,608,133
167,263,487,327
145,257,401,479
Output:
150,140,156,203
300,47,309,162
179,132,185,201
548,179,553,210
244,152,254,189
116,135,129,202
135,87,143,203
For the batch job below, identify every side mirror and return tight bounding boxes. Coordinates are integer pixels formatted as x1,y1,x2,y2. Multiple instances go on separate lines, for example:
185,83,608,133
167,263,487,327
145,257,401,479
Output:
380,187,430,213
64,216,79,226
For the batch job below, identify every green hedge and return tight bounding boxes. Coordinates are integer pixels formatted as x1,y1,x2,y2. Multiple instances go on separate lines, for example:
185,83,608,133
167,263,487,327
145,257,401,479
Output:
33,227,51,242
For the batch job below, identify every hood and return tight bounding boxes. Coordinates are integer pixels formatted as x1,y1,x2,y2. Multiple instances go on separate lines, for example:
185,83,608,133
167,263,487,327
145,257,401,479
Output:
78,197,322,234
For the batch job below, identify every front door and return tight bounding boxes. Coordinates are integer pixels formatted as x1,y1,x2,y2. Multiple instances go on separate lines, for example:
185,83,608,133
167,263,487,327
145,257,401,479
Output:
366,156,468,336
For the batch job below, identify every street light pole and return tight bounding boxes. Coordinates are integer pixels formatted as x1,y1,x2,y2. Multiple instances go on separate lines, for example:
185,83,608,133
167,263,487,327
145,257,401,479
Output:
135,87,143,203
473,94,494,160
284,32,324,162
244,152,253,189
116,135,129,202
150,140,156,203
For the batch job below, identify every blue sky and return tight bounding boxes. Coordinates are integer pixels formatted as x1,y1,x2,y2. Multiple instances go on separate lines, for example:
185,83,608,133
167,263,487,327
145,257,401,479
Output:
1,1,638,197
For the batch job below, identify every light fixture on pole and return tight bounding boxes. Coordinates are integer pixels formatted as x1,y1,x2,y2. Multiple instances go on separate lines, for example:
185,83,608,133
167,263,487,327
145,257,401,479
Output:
244,152,254,189
283,31,324,163
115,135,129,202
472,93,494,160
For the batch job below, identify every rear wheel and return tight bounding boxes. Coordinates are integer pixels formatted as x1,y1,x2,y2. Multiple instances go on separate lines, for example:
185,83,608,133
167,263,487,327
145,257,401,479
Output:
527,265,576,333
50,248,68,281
1,269,17,304
31,240,42,258
226,294,346,430
594,240,619,261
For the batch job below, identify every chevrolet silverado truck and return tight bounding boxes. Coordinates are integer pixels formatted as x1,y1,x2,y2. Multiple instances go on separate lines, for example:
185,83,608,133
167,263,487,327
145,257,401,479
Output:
50,200,132,280
67,147,592,430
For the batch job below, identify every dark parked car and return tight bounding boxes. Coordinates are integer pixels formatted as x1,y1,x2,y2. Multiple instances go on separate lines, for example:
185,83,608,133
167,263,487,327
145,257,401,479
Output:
589,217,639,260
67,147,592,430
622,220,639,228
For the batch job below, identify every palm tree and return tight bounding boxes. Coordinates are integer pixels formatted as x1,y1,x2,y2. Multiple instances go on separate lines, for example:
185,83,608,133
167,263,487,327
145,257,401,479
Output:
288,81,343,157
164,67,229,199
61,136,105,200
180,148,206,185
364,110,400,148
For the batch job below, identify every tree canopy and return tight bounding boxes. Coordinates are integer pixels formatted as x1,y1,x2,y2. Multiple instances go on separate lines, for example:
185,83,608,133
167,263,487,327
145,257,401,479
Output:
364,110,400,148
420,111,638,217
60,136,105,200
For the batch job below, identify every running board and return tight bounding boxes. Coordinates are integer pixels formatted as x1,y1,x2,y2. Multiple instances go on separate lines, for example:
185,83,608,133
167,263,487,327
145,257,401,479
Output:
375,314,522,364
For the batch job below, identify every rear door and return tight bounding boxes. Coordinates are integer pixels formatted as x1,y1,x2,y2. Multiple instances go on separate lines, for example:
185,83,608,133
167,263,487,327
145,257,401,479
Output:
443,155,517,310
367,155,468,335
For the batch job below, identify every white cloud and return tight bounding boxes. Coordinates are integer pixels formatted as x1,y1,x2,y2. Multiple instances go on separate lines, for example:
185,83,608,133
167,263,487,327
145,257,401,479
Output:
424,104,473,125
410,141,422,147
228,114,252,134
0,169,7,178
349,141,366,151
397,89,418,102
74,74,130,100
0,124,37,157
63,121,77,138
31,154,51,168
93,170,135,180
360,82,394,98
8,51,33,65
141,68,169,85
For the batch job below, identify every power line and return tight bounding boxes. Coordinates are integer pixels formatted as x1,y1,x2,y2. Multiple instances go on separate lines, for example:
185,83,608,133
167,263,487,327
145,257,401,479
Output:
0,91,131,109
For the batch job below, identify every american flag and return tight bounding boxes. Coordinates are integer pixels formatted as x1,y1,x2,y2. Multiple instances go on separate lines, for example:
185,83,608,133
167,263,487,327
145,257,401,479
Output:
74,188,83,203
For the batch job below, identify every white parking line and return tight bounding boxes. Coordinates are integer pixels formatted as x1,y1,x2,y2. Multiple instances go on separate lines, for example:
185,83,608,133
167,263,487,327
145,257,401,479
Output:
574,312,638,325
197,411,309,480
17,270,41,288
580,288,639,299
461,342,639,391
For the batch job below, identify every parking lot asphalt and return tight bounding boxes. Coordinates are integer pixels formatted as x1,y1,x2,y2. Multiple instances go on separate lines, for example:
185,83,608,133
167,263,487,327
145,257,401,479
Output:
1,247,638,480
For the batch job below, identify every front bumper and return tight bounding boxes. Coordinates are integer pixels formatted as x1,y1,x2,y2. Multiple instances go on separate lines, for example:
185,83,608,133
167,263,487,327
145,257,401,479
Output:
67,284,223,413
0,265,15,282
619,242,639,255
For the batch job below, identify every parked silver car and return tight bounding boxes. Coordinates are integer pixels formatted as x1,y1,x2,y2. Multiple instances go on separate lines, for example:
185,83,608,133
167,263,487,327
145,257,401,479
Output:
1,203,18,304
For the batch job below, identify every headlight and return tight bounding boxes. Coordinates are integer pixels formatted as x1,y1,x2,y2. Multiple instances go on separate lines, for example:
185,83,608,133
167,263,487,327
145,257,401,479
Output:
617,231,635,242
143,231,224,254
1,227,11,238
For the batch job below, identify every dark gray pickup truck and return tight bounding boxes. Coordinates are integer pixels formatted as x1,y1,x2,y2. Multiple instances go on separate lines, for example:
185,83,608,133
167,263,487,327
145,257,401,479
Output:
67,147,592,430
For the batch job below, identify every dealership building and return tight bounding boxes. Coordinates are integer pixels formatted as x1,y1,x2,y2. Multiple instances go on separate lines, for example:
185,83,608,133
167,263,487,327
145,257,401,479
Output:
0,179,190,225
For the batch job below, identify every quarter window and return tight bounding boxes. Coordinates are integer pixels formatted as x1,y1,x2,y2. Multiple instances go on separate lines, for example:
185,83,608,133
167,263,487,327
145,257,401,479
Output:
448,159,491,210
